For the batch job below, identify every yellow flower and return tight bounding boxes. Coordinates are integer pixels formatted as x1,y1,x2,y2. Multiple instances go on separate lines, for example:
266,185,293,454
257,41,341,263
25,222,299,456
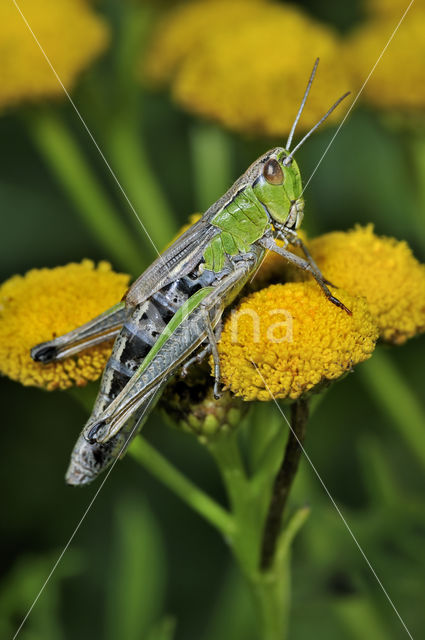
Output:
345,9,425,111
303,226,425,345
145,1,350,137
217,282,378,401
0,0,109,111
0,261,129,390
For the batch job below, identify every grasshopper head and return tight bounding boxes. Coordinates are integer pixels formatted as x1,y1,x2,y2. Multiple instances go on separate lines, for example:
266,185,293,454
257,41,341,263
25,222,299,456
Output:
252,148,304,230
250,59,350,234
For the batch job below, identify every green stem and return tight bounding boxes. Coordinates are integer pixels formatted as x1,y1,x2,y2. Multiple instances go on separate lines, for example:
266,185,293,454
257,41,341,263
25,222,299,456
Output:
106,118,176,252
408,133,425,250
208,432,265,575
260,399,308,570
25,108,143,276
190,123,233,212
128,437,235,538
253,507,309,640
360,348,425,470
208,430,248,512
104,2,176,254
208,424,307,640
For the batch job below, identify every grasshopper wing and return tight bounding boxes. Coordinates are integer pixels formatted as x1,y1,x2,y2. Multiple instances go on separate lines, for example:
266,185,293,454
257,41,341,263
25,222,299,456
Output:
126,152,274,308
126,217,217,307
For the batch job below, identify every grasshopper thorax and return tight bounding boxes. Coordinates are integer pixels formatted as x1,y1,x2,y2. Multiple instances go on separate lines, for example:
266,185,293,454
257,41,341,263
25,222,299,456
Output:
252,148,304,230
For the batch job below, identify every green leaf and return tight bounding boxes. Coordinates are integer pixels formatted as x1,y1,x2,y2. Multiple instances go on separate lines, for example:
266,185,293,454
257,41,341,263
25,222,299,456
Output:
0,550,82,640
146,616,177,640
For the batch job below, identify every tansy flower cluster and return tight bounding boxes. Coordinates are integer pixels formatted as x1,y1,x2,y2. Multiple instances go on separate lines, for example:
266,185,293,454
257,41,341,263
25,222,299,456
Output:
0,0,109,111
0,261,129,390
144,0,350,137
216,224,425,402
217,282,378,401
298,226,425,345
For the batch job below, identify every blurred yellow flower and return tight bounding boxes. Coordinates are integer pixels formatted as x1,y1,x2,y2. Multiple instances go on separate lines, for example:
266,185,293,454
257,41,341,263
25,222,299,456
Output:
217,282,377,401
365,0,409,17
145,1,350,137
0,0,109,111
305,226,425,345
345,9,425,111
144,0,266,87
0,261,129,390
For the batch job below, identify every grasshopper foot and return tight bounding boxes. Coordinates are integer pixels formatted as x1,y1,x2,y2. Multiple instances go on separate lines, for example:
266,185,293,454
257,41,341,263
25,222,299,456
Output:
329,295,352,316
213,379,222,400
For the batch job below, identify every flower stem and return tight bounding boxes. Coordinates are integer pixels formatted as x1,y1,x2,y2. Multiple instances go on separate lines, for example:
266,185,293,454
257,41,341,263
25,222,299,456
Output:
253,507,309,640
406,132,425,250
190,123,233,212
208,430,248,513
260,398,308,570
128,437,235,538
208,432,263,574
209,420,308,640
104,2,176,255
106,118,176,253
359,348,425,470
25,108,143,276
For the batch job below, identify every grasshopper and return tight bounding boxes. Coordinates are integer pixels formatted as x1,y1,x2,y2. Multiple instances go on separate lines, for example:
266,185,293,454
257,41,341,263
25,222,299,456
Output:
31,60,350,486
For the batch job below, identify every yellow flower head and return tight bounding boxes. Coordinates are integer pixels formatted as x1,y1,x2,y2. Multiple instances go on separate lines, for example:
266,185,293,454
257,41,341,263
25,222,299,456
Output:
305,226,425,345
217,282,378,401
0,261,129,390
145,1,350,137
0,0,109,111
345,9,425,111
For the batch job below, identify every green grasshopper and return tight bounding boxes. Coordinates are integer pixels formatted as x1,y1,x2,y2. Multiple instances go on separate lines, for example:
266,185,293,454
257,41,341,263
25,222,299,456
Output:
31,59,350,486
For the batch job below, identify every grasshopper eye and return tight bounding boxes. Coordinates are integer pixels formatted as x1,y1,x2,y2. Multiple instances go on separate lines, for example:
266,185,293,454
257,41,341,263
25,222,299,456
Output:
263,159,284,185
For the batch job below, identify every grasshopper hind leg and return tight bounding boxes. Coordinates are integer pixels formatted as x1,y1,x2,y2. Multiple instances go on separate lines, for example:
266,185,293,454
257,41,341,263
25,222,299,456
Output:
31,302,126,363
31,344,59,363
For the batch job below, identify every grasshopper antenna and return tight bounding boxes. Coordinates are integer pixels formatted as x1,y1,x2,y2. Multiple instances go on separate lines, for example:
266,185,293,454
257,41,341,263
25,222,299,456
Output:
283,90,351,165
286,57,319,151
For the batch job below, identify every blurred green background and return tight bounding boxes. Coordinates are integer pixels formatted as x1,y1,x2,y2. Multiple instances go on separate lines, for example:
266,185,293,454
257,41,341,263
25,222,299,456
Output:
1,1,424,639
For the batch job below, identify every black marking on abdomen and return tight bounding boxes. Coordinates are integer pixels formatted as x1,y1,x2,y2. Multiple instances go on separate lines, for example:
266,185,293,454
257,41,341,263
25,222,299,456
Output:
91,265,219,419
